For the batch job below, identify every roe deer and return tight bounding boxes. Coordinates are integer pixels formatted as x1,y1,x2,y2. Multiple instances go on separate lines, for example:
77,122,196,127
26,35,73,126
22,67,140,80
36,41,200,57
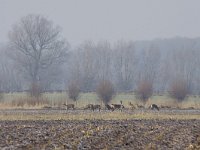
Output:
160,105,171,109
136,104,145,109
84,104,101,111
149,104,159,111
93,104,101,111
84,104,93,110
111,101,125,111
128,102,136,110
105,104,114,111
63,104,75,110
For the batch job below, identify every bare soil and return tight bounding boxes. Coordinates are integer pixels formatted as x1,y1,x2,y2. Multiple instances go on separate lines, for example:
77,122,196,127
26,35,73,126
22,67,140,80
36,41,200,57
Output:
0,109,200,149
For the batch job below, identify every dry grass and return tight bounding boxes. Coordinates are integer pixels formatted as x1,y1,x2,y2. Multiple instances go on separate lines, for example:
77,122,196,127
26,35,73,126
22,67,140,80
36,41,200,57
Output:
0,92,200,109
0,111,199,121
0,96,50,109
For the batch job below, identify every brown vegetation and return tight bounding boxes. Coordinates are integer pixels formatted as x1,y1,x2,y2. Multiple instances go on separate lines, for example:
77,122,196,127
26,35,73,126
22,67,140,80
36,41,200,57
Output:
0,92,3,102
29,83,42,98
168,79,189,102
67,81,80,105
11,97,50,107
96,80,115,105
135,80,153,105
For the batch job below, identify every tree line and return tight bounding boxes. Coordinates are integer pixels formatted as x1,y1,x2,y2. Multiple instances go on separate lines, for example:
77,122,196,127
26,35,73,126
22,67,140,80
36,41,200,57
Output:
0,14,200,96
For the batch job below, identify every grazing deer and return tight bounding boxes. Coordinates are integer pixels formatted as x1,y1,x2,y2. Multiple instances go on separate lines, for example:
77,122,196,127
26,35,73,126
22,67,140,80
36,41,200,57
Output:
128,102,136,110
63,104,75,110
187,107,195,110
105,104,114,111
84,104,94,110
136,104,145,109
84,104,101,111
93,104,101,111
160,105,171,109
111,101,125,111
149,104,159,111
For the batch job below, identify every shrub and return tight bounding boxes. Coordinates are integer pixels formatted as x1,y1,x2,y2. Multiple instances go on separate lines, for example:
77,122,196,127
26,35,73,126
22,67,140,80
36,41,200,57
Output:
0,92,4,102
168,79,188,102
96,80,115,105
11,97,50,107
67,81,80,105
26,97,49,106
29,82,42,98
135,80,153,105
11,98,26,107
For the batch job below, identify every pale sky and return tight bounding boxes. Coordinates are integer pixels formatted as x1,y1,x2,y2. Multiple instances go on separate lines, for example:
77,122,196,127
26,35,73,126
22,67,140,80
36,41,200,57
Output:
0,0,200,46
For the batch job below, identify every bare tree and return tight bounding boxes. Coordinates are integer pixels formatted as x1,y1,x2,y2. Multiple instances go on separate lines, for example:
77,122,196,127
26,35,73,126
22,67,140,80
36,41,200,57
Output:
79,41,97,92
0,46,22,92
96,80,115,105
113,40,136,91
0,78,3,101
138,44,160,83
8,14,69,94
168,78,188,102
95,41,112,82
67,81,80,105
171,47,198,94
135,80,153,105
68,41,112,92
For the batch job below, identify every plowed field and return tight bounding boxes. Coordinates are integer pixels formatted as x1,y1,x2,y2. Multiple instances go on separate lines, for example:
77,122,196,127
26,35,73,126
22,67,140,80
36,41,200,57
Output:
0,109,200,149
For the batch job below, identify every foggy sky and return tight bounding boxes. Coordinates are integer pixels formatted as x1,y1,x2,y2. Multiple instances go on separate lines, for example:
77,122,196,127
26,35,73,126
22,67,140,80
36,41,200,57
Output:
1,0,200,46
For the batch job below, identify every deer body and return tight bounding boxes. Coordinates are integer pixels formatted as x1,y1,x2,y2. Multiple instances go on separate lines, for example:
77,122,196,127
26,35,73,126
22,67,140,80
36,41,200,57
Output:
105,104,114,111
111,101,124,111
63,104,75,110
84,104,93,110
136,104,145,109
128,102,136,110
84,104,101,111
149,104,159,111
93,104,101,111
160,105,171,109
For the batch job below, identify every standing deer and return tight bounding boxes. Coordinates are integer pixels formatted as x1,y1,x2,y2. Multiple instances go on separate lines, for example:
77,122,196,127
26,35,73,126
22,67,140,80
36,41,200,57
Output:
111,101,125,111
84,104,101,111
63,104,75,110
105,104,114,111
149,104,159,111
93,104,101,111
136,104,145,109
128,102,136,110
84,104,93,110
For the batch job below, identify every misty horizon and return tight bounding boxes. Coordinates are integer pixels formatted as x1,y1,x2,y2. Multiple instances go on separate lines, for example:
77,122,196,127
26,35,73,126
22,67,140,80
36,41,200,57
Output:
1,0,200,46
1,0,200,93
